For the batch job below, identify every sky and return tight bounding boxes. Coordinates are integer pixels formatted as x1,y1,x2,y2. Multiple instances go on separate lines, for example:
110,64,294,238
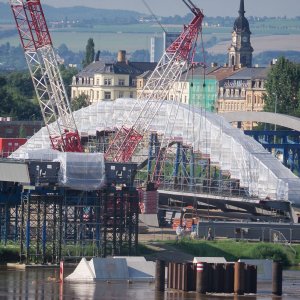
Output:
1,0,300,17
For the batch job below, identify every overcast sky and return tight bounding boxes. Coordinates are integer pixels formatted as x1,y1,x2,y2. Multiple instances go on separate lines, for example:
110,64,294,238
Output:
1,0,300,17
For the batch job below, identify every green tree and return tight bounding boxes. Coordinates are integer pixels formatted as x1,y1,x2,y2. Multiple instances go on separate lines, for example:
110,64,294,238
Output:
264,57,300,117
82,38,95,68
59,65,78,97
0,73,41,120
71,94,89,111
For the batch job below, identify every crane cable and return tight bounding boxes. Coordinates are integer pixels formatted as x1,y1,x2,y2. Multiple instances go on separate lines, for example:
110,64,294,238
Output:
141,0,167,34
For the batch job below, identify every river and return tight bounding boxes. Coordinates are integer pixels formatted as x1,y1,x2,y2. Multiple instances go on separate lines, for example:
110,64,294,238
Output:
0,266,299,299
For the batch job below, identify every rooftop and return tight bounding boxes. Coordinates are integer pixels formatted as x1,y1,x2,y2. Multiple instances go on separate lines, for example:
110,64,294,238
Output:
226,67,269,80
77,61,157,78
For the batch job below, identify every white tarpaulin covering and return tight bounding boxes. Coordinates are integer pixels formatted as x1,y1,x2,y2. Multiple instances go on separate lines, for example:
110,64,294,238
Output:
11,98,300,204
65,257,155,282
14,149,105,191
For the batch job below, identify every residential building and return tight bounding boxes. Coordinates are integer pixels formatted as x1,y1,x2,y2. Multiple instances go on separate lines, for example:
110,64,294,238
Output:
71,50,156,103
217,67,269,129
187,64,239,112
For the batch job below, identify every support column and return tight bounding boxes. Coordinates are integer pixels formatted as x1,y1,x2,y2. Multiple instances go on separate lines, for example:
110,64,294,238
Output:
25,196,30,265
189,148,195,192
173,142,181,188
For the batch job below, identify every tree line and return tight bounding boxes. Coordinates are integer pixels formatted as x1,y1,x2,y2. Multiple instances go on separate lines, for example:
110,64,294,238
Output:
264,57,300,117
0,66,77,121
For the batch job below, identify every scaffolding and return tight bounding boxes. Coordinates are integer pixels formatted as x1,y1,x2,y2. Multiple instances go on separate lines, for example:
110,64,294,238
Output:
12,98,300,206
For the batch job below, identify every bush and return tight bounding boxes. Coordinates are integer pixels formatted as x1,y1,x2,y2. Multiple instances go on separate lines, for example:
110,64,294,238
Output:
246,243,292,266
0,245,20,263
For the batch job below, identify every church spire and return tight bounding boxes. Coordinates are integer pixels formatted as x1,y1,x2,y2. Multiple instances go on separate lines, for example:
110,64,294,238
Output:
239,0,245,17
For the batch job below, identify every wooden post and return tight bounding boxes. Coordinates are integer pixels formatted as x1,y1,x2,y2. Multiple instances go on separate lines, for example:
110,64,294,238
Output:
167,262,173,289
155,260,165,292
59,261,64,282
224,263,234,293
249,265,257,294
196,262,207,294
272,262,283,296
234,262,245,295
177,263,183,290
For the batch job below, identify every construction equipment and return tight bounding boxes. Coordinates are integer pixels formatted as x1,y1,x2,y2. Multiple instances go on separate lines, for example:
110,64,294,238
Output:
10,0,83,152
105,0,204,163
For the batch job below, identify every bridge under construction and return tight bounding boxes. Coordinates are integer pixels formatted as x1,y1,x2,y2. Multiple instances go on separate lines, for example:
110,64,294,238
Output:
1,0,300,264
1,99,300,263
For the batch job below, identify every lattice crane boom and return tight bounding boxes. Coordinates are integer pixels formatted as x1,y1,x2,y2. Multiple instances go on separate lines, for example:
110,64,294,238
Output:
10,0,83,152
105,0,204,162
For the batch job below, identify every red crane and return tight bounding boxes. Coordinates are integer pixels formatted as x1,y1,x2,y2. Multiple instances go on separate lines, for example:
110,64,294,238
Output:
10,0,83,152
105,0,204,162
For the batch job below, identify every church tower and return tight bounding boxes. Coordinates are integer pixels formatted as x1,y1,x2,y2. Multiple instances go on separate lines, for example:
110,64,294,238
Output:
228,0,253,68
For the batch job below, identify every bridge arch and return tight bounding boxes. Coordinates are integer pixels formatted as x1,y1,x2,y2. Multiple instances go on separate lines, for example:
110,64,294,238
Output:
221,112,300,131
12,99,300,207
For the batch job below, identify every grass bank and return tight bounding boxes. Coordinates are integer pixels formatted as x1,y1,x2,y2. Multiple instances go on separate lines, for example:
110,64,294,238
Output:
0,244,19,263
1,240,299,267
162,240,300,267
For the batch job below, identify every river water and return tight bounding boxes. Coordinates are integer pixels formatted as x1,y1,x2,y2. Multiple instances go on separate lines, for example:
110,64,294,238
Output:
0,267,299,299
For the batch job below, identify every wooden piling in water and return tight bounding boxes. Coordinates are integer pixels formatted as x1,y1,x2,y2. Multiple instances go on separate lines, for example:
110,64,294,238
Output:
272,262,283,296
155,260,165,292
234,262,245,295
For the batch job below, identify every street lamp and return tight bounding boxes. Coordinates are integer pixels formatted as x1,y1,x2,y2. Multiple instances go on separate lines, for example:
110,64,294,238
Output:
272,92,278,143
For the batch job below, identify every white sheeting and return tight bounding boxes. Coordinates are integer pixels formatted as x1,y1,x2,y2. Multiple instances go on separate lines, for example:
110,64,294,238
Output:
11,98,300,204
16,149,105,191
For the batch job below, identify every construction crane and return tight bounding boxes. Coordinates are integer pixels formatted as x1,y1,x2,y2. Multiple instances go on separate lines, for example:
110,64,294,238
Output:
9,0,83,152
105,0,204,162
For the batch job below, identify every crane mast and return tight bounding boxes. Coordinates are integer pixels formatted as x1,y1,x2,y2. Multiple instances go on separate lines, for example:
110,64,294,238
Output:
10,0,83,152
105,0,204,162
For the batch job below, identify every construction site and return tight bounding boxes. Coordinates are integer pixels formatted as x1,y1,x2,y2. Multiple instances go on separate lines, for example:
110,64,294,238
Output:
0,0,300,265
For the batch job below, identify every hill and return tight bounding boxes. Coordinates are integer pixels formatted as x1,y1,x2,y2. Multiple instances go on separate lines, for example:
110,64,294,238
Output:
0,3,143,24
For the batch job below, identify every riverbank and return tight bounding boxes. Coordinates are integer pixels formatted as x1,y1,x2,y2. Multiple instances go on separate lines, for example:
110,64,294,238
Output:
1,239,299,267
141,239,300,267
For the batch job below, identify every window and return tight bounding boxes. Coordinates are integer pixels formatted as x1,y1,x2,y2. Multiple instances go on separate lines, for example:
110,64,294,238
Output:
96,79,99,85
132,79,137,87
129,92,134,98
90,90,94,100
5,128,13,134
118,79,125,86
104,78,112,86
247,95,251,104
220,88,224,97
104,92,111,100
119,91,124,98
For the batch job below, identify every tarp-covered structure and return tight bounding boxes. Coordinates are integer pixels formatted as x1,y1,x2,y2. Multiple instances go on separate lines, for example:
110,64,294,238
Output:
11,98,300,205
